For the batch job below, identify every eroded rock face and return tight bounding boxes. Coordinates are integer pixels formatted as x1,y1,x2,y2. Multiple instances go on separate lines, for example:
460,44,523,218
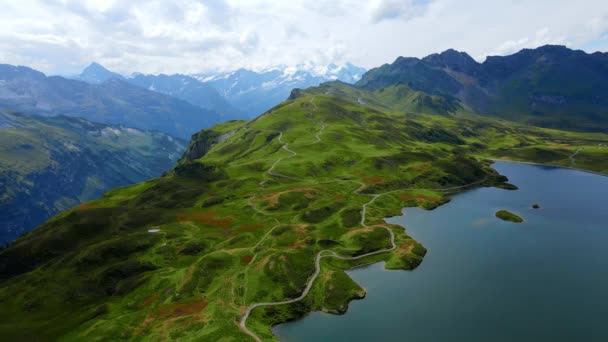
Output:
182,130,221,162
182,128,238,162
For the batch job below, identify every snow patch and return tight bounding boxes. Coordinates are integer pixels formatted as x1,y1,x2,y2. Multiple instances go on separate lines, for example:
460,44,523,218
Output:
124,127,143,135
63,142,80,151
101,127,122,137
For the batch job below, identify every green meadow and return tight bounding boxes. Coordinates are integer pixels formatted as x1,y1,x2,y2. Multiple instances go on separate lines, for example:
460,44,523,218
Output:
1,82,607,341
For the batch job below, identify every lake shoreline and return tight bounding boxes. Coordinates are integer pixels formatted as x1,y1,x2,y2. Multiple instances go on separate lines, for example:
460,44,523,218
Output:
275,161,608,341
489,158,608,177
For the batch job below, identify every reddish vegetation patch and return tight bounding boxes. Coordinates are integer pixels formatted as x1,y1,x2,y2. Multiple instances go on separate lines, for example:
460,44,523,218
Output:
397,240,415,255
285,225,310,248
238,223,264,232
142,294,159,308
303,192,316,199
259,187,317,205
365,217,384,226
410,162,432,172
77,203,101,210
334,194,345,201
136,300,208,335
241,255,254,264
157,301,209,318
134,315,155,336
363,175,387,184
344,226,376,237
177,211,234,228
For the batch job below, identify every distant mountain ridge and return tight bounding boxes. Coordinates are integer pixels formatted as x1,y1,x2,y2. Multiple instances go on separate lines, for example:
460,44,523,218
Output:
194,63,366,116
358,45,608,132
74,62,125,84
0,64,222,138
126,73,243,119
73,62,367,118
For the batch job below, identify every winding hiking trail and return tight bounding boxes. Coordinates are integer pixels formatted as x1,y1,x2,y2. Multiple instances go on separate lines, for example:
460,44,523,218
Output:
237,97,492,341
239,183,397,342
239,98,397,341
307,124,325,145
266,132,299,181
569,148,582,165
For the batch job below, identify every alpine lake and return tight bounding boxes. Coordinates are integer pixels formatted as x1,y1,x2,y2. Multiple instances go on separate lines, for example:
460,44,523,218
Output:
275,161,608,342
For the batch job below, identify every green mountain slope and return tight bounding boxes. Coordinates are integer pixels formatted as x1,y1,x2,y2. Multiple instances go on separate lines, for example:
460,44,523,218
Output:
358,45,608,132
294,81,463,115
0,111,187,244
0,84,606,341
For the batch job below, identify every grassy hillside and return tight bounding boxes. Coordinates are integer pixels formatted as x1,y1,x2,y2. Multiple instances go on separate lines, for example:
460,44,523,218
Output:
0,111,187,244
0,85,606,341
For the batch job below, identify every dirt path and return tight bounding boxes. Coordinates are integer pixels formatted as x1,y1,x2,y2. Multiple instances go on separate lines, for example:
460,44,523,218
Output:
239,191,396,342
569,148,582,165
307,124,325,145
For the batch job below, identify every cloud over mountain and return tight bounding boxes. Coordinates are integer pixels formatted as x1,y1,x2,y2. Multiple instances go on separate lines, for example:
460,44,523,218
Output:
0,0,607,75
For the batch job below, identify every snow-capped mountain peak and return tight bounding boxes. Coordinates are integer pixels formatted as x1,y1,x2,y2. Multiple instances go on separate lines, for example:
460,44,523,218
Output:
191,62,366,117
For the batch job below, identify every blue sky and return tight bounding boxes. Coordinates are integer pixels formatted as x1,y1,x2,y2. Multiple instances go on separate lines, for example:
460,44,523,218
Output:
0,0,607,75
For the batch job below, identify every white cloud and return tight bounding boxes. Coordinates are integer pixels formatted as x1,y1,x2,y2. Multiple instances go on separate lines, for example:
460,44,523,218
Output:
0,0,606,75
480,27,570,60
238,29,260,53
368,0,429,23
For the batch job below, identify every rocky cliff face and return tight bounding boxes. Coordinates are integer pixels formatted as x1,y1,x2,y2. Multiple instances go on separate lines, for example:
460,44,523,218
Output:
180,123,240,162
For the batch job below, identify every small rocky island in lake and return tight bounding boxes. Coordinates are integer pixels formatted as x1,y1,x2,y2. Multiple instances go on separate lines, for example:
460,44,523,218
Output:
496,210,524,223
532,204,540,209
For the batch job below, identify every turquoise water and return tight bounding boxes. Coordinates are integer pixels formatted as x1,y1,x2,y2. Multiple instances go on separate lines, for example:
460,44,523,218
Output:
275,162,608,341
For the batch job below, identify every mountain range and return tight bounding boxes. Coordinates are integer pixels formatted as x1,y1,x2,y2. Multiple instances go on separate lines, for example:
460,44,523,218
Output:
193,63,367,116
0,110,187,244
75,62,367,118
77,45,607,133
5,45,606,140
127,73,244,119
0,64,221,138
